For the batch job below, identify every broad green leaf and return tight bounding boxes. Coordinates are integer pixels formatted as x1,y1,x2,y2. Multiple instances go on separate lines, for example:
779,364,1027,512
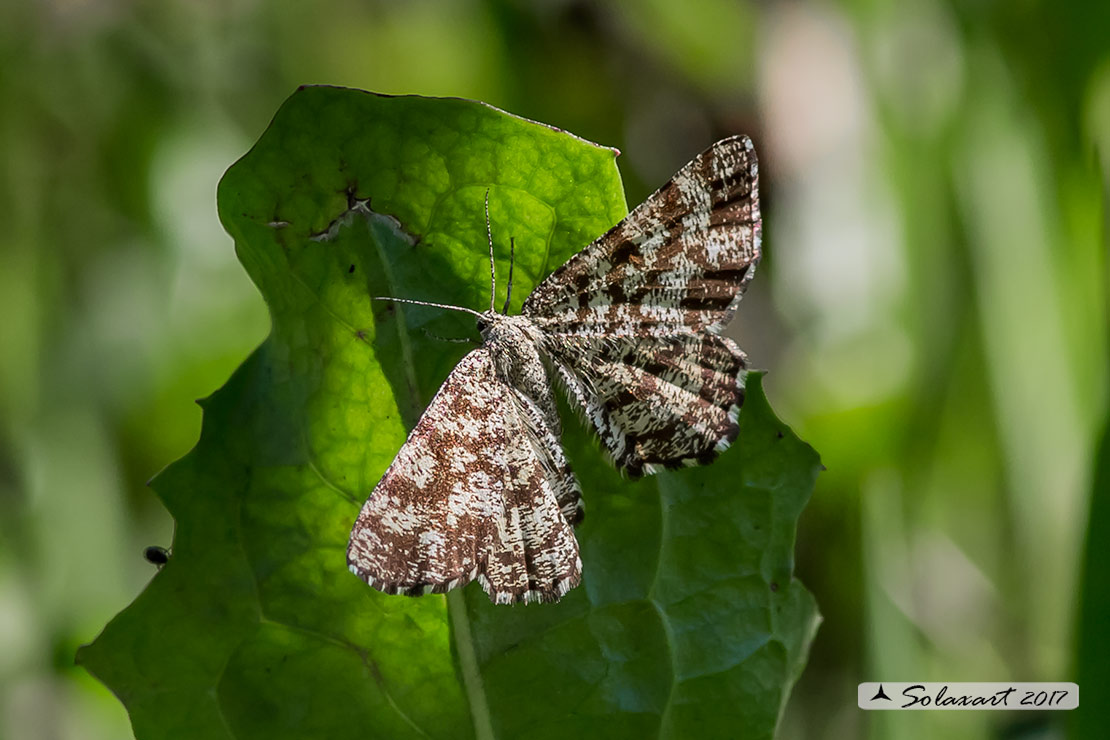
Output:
78,86,821,740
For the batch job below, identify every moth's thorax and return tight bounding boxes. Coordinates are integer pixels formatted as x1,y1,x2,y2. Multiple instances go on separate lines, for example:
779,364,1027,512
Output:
478,313,550,402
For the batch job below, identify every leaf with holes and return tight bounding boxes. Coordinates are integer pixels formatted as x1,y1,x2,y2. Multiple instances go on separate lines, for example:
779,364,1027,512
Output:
78,86,821,740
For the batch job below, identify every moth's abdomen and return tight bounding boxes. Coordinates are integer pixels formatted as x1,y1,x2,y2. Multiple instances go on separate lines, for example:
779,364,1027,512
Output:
481,314,582,523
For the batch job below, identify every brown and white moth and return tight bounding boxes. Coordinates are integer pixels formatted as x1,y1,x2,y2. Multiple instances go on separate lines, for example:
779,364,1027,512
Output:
347,136,762,605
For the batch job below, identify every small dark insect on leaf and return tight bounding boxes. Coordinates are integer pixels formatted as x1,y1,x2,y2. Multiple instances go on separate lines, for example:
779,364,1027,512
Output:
144,546,170,567
348,264,356,273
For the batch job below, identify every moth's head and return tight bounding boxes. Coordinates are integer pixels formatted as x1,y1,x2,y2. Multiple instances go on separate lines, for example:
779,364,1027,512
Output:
475,311,523,343
475,312,492,338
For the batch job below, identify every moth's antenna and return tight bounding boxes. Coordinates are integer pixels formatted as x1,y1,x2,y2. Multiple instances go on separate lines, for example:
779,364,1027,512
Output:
502,237,515,314
484,189,497,314
370,296,483,318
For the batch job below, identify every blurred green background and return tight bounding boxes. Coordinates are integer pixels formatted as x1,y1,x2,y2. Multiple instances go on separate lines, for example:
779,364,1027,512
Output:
0,0,1106,738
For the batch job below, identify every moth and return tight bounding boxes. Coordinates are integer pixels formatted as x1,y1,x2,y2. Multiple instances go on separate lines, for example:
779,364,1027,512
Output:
347,136,761,604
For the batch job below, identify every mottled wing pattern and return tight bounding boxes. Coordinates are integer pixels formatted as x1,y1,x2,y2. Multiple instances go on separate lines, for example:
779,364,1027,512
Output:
346,348,582,604
523,135,760,334
522,136,761,475
547,333,746,476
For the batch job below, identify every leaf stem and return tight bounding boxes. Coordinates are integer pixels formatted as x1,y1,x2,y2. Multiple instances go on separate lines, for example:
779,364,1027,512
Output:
447,590,496,740
366,206,494,736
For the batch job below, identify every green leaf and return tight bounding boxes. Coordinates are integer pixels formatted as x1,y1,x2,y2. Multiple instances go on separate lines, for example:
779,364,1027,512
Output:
78,86,820,740
1072,410,1110,740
